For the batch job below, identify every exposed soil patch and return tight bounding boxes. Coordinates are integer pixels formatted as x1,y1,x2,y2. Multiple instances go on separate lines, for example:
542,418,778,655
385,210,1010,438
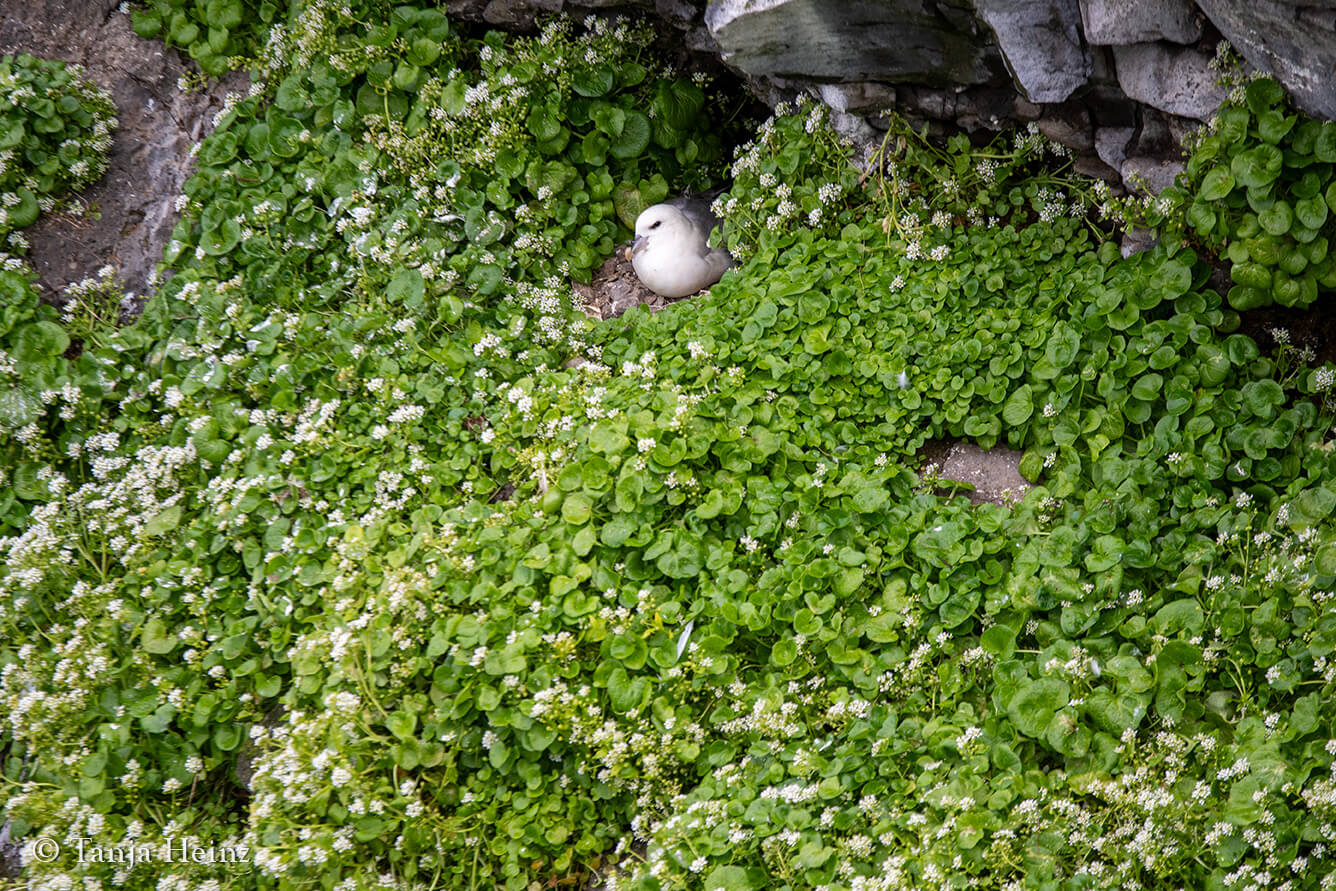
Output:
917,436,953,469
0,0,247,312
1236,291,1336,367
574,248,671,320
917,437,1031,505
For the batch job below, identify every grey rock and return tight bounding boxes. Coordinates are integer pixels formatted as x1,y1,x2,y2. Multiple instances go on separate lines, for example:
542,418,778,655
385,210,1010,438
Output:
1195,0,1336,121
817,81,898,115
974,0,1092,103
1013,96,1043,120
1121,155,1184,194
828,108,879,145
900,86,959,120
653,0,697,25
1120,225,1160,257
1166,112,1204,147
683,24,723,54
1074,153,1121,183
442,0,645,20
1095,125,1135,171
1130,106,1177,155
1079,0,1202,45
936,442,1031,506
482,0,561,26
1298,5,1336,35
704,0,1001,86
1113,42,1228,121
0,819,20,880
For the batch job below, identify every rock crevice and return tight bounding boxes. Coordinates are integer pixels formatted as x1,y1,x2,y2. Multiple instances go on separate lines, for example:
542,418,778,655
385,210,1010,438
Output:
440,0,1336,196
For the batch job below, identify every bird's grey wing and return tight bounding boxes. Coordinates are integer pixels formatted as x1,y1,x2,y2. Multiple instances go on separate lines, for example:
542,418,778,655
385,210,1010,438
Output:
705,247,733,281
668,194,724,255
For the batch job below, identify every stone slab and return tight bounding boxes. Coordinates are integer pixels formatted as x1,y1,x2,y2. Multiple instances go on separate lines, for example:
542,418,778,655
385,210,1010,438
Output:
705,0,1001,86
1195,0,1336,121
1113,42,1228,121
1080,0,1202,45
974,0,1092,103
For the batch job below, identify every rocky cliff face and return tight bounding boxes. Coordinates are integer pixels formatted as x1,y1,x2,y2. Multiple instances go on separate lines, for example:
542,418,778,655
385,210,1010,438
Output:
1194,0,1336,120
448,0,1336,197
5,0,1327,308
0,0,245,305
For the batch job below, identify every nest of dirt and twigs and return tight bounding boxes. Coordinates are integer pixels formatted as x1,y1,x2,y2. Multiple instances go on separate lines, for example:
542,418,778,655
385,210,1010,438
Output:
574,249,675,320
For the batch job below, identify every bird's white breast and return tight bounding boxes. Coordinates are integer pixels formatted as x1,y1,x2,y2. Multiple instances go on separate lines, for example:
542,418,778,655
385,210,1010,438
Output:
633,241,730,299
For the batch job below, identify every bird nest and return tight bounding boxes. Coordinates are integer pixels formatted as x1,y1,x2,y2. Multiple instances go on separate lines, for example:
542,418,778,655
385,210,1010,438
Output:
572,249,672,320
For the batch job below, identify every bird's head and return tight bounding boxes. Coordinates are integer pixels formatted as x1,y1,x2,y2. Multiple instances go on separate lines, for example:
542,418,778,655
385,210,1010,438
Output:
631,204,689,258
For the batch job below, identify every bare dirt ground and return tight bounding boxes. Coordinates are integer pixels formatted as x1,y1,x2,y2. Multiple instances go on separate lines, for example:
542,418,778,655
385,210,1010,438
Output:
0,0,247,311
575,248,674,319
918,437,1031,505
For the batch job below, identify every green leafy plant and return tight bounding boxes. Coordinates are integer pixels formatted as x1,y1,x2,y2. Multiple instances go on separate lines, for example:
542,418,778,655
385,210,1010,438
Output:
0,52,115,519
58,265,132,352
8,8,1336,891
130,0,280,76
1142,73,1336,309
0,53,116,238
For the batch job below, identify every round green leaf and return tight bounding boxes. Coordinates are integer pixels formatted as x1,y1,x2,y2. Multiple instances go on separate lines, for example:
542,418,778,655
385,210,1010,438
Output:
1231,145,1283,188
140,618,179,654
1315,121,1336,163
704,865,754,891
1008,678,1070,738
1245,77,1284,113
1296,195,1328,229
561,492,593,525
980,624,1016,660
1258,200,1293,235
14,320,69,359
572,64,615,97
1199,166,1235,201
1316,543,1336,575
8,188,39,229
1002,384,1033,426
609,110,650,159
387,267,425,305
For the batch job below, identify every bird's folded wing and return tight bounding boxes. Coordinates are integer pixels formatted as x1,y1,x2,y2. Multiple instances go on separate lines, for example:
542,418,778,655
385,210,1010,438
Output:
669,195,724,254
705,248,733,279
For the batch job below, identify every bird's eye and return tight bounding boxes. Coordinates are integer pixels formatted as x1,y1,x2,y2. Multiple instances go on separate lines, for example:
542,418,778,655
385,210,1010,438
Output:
650,221,661,229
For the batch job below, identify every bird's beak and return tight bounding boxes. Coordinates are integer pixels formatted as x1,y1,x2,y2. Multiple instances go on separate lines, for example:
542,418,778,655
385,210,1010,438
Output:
630,235,647,257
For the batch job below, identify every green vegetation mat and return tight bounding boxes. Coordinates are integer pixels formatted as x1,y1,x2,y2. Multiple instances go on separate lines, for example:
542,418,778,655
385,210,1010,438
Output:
5,5,1336,890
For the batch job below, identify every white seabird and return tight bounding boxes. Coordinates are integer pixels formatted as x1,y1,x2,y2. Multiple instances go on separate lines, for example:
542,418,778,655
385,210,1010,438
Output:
628,196,733,299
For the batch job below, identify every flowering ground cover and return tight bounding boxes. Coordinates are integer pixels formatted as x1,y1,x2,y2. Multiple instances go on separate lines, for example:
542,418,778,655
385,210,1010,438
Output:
6,5,1336,890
